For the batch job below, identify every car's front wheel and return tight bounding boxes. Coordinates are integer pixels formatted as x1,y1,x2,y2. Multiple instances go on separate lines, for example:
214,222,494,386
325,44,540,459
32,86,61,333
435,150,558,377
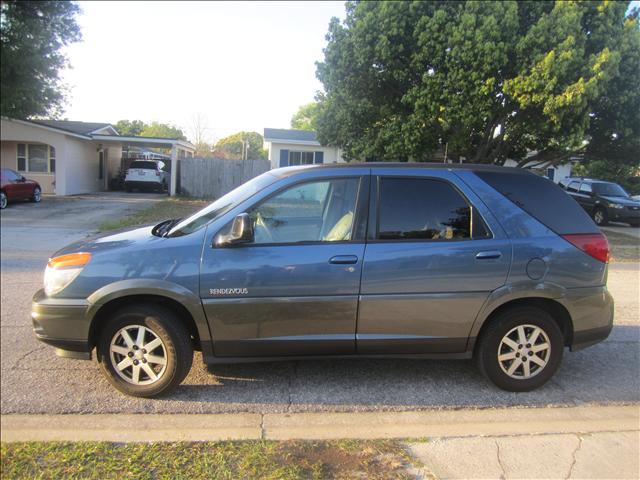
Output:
593,207,608,226
31,187,41,203
97,304,193,398
0,191,7,209
476,307,563,392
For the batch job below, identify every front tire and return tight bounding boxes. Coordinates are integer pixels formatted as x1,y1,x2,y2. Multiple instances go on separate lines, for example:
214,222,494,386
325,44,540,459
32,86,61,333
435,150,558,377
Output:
0,192,7,209
97,304,193,398
31,187,41,203
593,207,608,226
476,307,563,392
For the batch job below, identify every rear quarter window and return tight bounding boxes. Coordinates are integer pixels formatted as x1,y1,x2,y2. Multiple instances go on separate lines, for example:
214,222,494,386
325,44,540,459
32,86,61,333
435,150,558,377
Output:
474,170,598,235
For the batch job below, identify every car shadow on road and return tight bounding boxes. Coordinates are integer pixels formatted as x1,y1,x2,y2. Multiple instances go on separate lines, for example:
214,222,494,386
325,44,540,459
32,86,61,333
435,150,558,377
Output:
168,325,640,411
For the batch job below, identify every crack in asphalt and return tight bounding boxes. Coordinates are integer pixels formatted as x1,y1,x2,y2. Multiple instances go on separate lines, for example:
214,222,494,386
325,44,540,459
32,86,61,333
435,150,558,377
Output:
287,361,298,412
495,439,507,480
11,345,46,370
566,434,583,479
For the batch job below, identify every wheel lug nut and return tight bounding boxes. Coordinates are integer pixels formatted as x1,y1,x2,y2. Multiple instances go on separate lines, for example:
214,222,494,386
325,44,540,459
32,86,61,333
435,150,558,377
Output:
142,359,147,363
132,345,138,350
142,349,146,354
518,344,523,349
133,360,139,365
128,352,133,357
522,357,527,362
526,343,531,348
515,352,520,357
528,351,533,356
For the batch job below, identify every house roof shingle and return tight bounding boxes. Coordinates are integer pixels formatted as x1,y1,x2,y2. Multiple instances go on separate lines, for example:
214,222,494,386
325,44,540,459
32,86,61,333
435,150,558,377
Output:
28,120,114,136
263,128,318,143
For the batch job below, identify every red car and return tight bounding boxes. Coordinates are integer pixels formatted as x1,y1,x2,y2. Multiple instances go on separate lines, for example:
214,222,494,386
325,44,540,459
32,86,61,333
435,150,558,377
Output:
0,168,42,209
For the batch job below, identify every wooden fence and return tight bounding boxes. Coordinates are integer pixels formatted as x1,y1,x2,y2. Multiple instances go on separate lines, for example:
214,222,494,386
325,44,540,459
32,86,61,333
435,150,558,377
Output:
178,157,271,198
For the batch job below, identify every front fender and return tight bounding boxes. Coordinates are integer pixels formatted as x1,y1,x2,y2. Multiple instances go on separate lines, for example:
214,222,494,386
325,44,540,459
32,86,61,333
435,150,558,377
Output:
86,279,211,348
466,281,568,348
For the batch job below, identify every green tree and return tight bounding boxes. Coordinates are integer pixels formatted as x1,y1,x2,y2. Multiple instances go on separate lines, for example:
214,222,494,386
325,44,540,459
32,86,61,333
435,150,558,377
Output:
316,1,639,166
139,122,187,140
214,131,267,160
1,1,82,118
291,102,321,131
114,119,146,136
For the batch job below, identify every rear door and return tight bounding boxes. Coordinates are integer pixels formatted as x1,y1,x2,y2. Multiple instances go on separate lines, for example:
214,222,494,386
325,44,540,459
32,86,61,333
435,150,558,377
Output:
577,182,595,213
566,181,588,211
200,172,369,357
357,169,511,354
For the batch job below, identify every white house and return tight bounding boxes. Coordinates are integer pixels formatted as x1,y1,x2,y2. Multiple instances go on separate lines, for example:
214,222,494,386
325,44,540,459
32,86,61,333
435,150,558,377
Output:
0,118,194,196
263,128,345,169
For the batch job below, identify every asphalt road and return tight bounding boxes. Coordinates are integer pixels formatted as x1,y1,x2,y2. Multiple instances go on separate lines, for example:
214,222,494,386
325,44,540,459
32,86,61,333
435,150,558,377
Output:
1,194,638,414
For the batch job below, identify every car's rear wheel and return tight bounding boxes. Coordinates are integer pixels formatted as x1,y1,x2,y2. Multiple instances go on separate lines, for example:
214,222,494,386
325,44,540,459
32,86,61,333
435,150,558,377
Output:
97,304,193,398
476,306,563,392
593,207,608,226
0,192,7,209
31,187,41,203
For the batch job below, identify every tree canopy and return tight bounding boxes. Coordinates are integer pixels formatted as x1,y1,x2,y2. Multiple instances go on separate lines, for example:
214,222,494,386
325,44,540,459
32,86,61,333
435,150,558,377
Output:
139,121,187,140
213,131,267,160
291,102,321,131
0,1,81,118
114,120,146,137
316,1,640,165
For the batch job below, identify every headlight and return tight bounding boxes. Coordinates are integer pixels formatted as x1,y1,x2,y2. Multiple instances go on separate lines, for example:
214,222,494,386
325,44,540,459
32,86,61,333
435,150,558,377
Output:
44,252,91,295
608,203,624,209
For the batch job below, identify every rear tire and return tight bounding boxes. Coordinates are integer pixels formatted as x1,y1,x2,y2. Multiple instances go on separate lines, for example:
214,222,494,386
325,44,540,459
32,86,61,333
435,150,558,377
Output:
476,306,564,392
0,192,7,209
593,207,608,226
97,304,193,398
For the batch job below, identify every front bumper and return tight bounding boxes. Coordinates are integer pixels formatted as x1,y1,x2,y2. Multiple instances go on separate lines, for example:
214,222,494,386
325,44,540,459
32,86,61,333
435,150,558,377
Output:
608,206,640,223
31,289,92,359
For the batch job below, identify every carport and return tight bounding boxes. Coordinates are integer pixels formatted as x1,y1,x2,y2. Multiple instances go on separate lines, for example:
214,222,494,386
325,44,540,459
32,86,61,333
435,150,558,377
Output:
90,134,195,196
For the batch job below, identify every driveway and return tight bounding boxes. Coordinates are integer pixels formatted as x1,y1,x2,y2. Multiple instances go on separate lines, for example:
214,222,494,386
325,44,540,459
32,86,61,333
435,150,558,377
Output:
601,224,640,241
1,194,638,414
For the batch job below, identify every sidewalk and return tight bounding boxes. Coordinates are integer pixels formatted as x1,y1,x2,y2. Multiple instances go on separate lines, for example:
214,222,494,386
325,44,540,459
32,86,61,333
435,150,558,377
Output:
2,405,638,479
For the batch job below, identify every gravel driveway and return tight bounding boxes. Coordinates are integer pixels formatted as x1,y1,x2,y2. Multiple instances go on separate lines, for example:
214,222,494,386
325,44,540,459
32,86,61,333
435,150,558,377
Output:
1,194,638,414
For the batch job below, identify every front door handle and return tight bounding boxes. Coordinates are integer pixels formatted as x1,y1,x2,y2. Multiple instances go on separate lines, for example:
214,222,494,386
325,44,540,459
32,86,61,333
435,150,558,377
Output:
476,251,502,260
329,255,358,265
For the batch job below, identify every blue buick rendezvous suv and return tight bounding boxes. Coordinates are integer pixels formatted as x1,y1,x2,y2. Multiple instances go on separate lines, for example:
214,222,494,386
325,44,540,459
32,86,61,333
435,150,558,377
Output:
32,164,613,397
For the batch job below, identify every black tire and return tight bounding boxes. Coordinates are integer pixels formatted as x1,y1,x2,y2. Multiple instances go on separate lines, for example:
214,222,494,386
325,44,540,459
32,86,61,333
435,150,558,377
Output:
0,191,7,209
592,207,608,226
31,186,41,203
97,304,193,398
125,185,132,193
476,306,564,392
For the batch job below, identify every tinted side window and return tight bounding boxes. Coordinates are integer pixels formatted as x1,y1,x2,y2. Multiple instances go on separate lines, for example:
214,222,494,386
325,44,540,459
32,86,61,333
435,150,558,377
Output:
579,183,592,194
378,178,487,241
567,181,580,193
474,170,599,235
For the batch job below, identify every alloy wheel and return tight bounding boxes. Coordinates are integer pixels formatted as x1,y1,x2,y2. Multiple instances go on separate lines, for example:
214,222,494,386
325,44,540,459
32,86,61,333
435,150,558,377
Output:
594,210,605,225
497,324,551,379
33,188,41,202
109,325,167,385
0,193,6,209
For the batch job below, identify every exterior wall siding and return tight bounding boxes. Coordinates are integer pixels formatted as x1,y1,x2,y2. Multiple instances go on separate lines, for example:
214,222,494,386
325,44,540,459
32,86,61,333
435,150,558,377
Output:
266,142,345,169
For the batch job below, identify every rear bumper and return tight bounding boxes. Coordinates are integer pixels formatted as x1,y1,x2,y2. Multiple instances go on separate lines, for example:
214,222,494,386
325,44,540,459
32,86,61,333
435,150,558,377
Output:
31,289,92,360
124,180,164,190
564,286,614,351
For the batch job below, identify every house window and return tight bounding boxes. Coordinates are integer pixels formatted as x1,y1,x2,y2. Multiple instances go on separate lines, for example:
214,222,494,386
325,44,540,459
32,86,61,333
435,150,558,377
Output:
288,151,315,166
16,143,55,173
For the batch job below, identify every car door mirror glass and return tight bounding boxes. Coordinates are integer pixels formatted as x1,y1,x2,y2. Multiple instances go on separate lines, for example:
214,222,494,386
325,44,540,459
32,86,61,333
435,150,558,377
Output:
214,213,254,247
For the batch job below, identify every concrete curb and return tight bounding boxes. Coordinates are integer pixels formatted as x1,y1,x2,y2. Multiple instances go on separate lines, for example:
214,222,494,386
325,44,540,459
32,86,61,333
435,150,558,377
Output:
1,405,638,442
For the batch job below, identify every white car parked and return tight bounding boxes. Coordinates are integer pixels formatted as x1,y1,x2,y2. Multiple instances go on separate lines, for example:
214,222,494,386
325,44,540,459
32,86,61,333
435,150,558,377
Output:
124,160,168,192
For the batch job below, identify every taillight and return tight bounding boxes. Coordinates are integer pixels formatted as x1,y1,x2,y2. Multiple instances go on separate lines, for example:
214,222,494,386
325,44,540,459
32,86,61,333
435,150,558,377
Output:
562,233,609,263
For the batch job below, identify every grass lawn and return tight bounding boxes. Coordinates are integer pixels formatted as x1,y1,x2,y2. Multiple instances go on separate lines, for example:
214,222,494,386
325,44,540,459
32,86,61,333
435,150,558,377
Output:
99,198,209,232
1,440,418,480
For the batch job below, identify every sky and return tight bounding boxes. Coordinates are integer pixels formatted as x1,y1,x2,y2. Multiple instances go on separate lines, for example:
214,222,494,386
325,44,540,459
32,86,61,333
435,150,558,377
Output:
61,1,346,143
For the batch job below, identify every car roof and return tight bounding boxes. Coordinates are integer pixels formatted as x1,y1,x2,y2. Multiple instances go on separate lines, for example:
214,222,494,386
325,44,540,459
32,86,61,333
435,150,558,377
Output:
564,177,617,185
271,162,531,178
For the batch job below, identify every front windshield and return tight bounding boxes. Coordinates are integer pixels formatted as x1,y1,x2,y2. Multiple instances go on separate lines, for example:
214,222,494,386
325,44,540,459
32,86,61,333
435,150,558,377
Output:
593,182,629,198
167,172,278,237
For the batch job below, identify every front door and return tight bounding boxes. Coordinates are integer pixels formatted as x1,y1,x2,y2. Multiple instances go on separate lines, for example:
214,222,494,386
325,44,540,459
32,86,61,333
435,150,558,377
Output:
357,172,511,354
200,175,368,357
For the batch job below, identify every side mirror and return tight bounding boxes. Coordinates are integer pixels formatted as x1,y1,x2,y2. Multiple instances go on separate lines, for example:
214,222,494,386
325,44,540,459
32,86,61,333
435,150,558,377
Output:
19,176,26,182
215,213,254,247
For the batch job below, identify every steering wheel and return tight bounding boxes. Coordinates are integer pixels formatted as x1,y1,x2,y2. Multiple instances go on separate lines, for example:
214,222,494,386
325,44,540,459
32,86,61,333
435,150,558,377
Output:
254,211,275,243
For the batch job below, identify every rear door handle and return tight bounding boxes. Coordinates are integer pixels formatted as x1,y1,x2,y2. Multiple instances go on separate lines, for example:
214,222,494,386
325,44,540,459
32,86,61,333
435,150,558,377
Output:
476,251,502,260
329,255,358,265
